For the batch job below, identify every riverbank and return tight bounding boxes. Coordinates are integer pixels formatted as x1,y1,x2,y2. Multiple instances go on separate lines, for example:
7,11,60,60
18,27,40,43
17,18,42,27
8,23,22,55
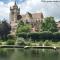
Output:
0,37,60,49
0,45,59,49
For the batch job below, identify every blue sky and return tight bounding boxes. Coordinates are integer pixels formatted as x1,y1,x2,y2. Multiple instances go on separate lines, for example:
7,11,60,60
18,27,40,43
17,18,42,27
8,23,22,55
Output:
0,0,60,21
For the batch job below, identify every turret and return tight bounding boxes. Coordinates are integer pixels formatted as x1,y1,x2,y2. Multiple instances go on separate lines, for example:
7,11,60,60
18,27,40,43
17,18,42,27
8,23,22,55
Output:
10,1,20,35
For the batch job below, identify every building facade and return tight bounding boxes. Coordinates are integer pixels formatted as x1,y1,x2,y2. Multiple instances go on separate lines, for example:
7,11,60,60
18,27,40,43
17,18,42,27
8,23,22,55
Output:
21,12,43,32
10,1,20,35
10,1,43,35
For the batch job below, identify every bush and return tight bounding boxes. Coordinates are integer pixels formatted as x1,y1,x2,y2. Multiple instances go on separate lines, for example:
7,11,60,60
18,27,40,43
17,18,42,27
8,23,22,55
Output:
16,37,26,46
17,32,53,41
17,41,26,46
0,42,2,45
7,35,16,40
6,40,15,45
16,37,25,43
26,42,31,46
17,32,60,42
29,32,53,40
39,41,43,46
44,40,52,46
53,32,60,41
16,22,31,33
17,33,28,39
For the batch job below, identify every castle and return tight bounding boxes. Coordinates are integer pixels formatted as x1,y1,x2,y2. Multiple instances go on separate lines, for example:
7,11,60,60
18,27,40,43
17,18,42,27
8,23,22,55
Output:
10,1,43,35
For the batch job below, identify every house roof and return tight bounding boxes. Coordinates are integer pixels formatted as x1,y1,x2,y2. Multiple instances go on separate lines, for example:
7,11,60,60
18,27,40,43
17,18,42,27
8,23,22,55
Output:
21,12,43,20
32,13,43,19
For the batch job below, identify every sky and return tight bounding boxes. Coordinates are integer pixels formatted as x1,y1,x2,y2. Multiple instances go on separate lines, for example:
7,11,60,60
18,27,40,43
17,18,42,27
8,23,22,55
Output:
0,0,60,21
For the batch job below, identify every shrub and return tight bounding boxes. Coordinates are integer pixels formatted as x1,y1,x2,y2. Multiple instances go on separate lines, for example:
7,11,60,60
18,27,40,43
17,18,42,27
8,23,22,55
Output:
26,42,31,46
17,33,28,39
6,40,15,45
17,32,53,41
17,41,26,46
0,42,2,45
16,37,26,46
44,40,52,46
16,23,31,33
17,32,60,42
39,41,43,46
7,35,16,40
16,37,25,43
53,32,60,41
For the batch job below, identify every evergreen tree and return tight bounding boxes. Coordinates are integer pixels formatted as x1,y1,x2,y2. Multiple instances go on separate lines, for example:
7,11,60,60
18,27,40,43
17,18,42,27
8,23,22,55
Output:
0,21,11,40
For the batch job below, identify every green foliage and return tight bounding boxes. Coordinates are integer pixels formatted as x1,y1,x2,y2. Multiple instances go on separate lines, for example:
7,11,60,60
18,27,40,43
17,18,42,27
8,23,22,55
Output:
39,41,43,46
16,21,32,33
0,42,2,45
16,37,32,46
28,32,53,40
17,33,28,39
0,21,11,40
26,42,31,46
16,37,25,43
16,37,26,46
44,40,52,46
17,32,52,40
17,41,26,46
41,17,58,32
6,40,15,45
7,35,16,40
53,32,60,41
17,32,60,41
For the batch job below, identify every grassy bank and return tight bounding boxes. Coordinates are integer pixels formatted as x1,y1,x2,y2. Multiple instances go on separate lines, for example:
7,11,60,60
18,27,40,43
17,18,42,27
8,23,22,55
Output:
0,37,60,47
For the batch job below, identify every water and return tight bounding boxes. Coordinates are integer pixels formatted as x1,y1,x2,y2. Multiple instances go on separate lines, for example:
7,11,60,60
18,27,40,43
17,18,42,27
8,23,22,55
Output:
0,48,60,60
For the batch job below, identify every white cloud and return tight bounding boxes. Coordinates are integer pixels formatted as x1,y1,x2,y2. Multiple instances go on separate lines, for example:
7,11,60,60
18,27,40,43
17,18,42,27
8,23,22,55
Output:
0,0,60,22
20,0,42,14
0,1,14,20
7,1,14,7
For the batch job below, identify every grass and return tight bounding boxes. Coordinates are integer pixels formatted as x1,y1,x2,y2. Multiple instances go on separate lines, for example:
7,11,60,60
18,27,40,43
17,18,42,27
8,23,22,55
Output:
0,38,60,46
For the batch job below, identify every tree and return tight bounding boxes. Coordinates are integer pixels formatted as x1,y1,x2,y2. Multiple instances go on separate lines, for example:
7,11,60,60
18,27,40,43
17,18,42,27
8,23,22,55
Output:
41,17,58,32
0,21,11,40
16,21,32,33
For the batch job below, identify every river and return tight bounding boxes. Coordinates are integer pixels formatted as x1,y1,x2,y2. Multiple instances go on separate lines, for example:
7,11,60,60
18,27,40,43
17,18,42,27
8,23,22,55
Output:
0,48,60,60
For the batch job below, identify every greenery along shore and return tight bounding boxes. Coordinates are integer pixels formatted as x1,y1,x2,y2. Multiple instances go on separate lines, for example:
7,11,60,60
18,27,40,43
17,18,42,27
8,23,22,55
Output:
0,17,60,46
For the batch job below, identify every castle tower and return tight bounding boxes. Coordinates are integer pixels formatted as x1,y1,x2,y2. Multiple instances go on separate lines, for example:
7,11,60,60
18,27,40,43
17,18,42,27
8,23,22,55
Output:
10,1,20,35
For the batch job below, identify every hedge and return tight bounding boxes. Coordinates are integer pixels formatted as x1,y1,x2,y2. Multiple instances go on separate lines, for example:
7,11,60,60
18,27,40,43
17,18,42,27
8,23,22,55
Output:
16,32,60,41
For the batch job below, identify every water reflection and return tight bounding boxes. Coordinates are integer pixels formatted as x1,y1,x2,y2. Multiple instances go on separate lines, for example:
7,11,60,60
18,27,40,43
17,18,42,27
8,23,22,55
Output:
0,48,14,60
0,48,59,60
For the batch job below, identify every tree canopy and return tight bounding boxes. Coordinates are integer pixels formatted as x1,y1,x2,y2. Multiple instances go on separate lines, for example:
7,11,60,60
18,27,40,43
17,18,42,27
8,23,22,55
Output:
16,21,32,34
41,17,58,32
0,21,11,40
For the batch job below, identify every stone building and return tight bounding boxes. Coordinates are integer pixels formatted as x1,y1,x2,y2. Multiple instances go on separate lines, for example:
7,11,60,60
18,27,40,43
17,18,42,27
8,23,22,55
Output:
10,1,43,35
56,21,60,32
10,1,20,35
21,12,43,32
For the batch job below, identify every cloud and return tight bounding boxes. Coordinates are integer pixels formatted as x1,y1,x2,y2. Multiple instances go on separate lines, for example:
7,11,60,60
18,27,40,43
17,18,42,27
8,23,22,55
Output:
19,0,60,21
0,0,60,22
20,0,42,14
20,0,60,21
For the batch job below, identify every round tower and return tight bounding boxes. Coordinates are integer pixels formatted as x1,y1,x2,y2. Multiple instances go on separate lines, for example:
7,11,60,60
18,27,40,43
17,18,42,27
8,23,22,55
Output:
10,1,20,35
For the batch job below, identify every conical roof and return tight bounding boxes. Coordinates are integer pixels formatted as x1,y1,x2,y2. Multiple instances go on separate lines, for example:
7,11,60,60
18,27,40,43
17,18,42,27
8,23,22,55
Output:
13,0,17,8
